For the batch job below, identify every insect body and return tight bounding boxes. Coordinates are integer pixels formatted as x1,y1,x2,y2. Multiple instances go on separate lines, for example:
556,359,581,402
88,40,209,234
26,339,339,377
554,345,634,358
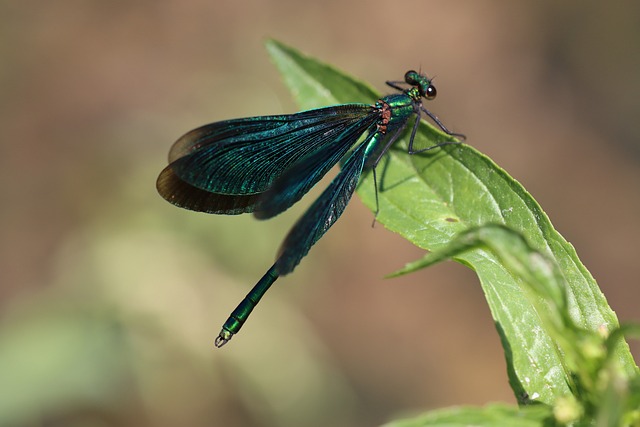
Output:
156,70,464,347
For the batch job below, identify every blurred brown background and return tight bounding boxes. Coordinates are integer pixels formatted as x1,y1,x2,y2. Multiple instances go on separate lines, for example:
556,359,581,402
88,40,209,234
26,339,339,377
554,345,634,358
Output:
1,1,638,426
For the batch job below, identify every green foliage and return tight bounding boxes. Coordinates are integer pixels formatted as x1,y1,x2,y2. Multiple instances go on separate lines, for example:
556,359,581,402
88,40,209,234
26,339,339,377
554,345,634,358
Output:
267,39,639,426
382,403,552,427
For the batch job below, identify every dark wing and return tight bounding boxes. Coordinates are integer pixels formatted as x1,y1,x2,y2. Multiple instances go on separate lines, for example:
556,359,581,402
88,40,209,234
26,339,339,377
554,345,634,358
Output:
156,168,263,214
275,139,371,275
255,111,379,219
156,104,376,215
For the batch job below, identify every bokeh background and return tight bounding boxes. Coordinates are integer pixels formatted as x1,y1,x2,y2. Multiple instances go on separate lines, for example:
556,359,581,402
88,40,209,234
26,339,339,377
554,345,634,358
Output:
1,1,639,426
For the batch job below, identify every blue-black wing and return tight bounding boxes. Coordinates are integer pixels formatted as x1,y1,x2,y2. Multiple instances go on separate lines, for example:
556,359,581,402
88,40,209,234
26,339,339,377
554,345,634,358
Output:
255,111,380,219
275,139,371,275
156,104,377,215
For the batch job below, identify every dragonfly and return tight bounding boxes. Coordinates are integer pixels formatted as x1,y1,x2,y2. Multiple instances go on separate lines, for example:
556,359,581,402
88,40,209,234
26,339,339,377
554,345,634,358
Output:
156,70,465,347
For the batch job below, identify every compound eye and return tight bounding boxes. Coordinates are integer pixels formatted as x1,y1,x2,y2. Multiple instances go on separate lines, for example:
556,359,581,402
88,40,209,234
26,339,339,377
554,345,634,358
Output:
425,84,437,100
404,70,418,84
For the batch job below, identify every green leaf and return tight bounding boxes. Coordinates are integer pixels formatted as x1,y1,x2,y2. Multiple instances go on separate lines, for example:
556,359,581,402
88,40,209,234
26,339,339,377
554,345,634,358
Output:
381,403,552,427
392,224,640,423
392,225,571,343
265,39,638,405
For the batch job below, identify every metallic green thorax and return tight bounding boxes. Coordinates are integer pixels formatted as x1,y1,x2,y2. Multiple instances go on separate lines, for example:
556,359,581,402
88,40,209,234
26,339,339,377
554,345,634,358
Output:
156,70,464,347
